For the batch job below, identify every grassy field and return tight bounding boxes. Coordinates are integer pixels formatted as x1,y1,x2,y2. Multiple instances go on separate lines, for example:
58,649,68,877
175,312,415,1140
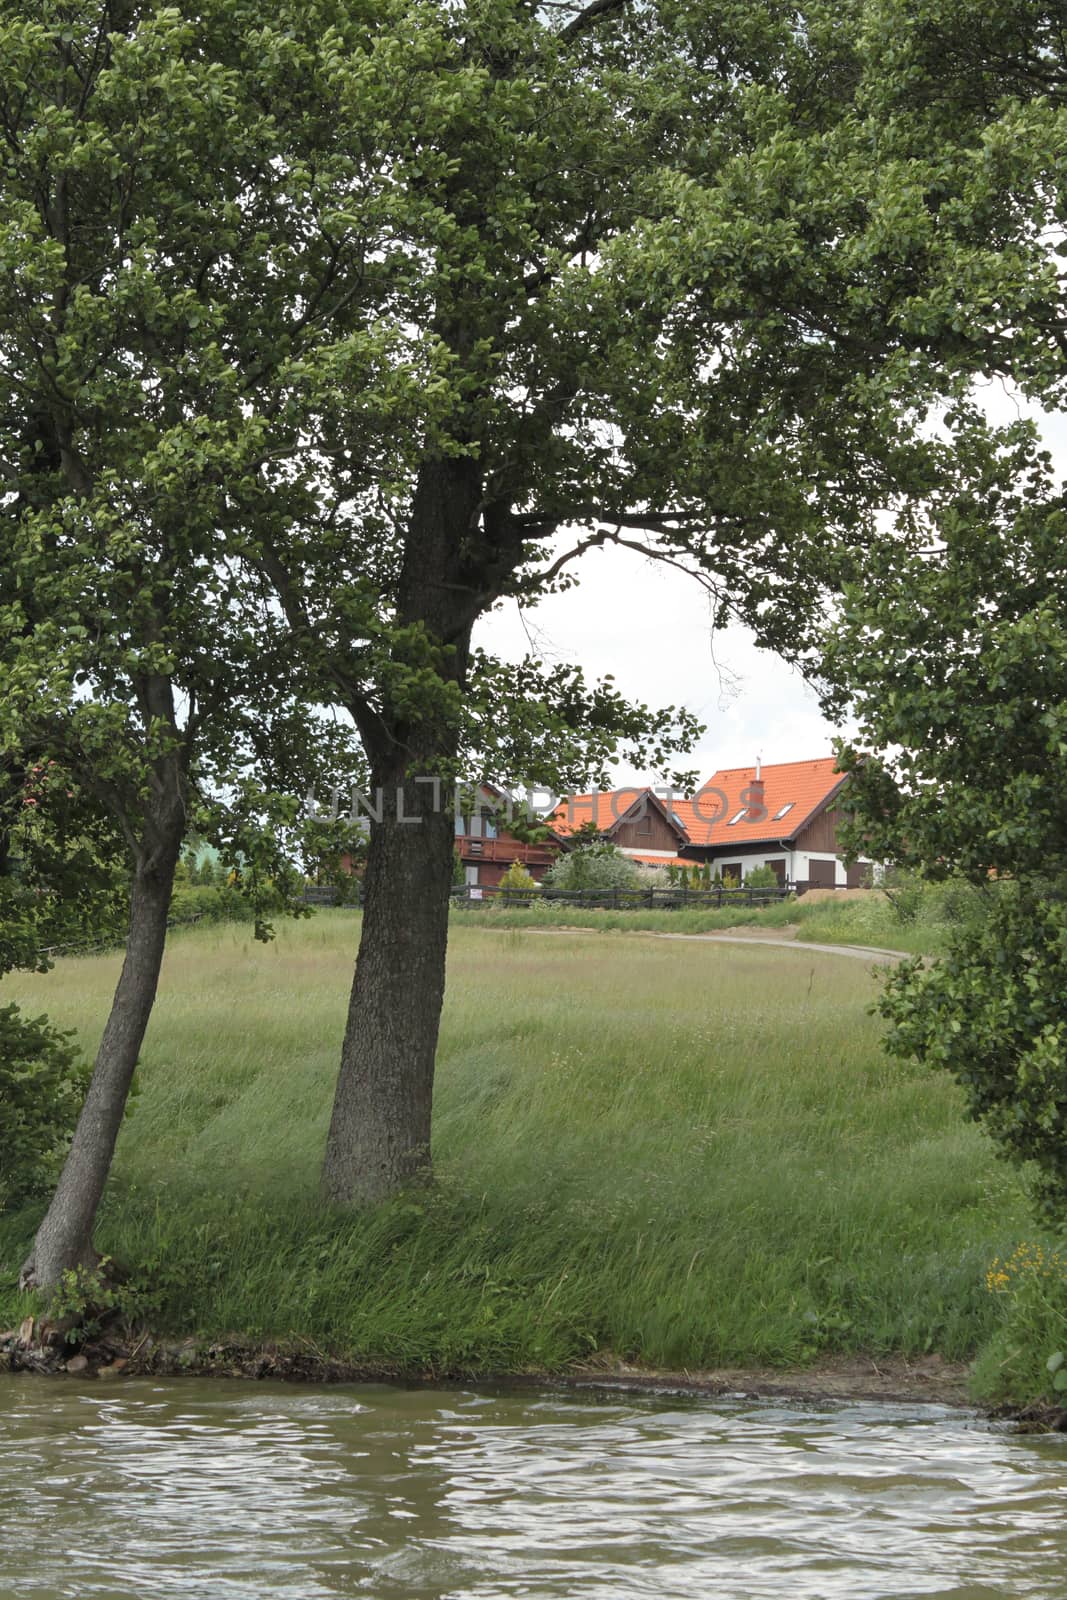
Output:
0,912,1031,1381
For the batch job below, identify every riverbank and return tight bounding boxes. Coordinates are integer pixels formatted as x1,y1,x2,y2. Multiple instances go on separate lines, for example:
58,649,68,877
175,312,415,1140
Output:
0,1315,986,1407
11,1319,1067,1432
1,915,1060,1412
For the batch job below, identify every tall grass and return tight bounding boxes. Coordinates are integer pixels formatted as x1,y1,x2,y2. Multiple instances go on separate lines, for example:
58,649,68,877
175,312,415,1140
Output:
0,914,1027,1375
450,900,803,936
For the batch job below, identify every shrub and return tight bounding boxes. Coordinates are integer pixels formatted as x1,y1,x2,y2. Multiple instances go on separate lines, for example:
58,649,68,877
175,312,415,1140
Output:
744,864,780,888
497,860,539,893
0,1004,90,1211
634,864,671,887
972,1239,1067,1405
880,886,1067,1220
169,884,255,926
542,842,638,893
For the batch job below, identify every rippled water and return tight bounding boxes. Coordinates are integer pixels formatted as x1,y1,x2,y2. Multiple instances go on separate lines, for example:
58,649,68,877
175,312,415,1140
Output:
2,1378,1066,1599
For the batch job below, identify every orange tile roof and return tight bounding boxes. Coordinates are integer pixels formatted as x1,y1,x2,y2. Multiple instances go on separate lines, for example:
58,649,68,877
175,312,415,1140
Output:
547,787,652,839
677,758,846,847
548,758,846,850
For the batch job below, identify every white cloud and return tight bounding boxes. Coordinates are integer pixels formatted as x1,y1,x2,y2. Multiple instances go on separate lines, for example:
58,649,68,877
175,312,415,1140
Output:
475,537,852,786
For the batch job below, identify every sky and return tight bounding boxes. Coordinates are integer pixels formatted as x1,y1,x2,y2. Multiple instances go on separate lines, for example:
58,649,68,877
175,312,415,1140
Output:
474,379,1067,793
475,538,846,788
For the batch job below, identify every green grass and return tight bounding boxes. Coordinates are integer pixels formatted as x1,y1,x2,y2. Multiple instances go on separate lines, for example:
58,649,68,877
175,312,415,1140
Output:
450,900,804,936
451,883,975,956
0,913,1030,1379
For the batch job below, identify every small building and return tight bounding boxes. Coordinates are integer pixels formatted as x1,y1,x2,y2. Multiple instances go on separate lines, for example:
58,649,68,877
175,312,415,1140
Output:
548,757,877,892
455,784,560,889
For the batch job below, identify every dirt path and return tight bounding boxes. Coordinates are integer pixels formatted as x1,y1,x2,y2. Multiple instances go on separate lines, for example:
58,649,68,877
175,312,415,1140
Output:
507,924,909,965
666,931,908,964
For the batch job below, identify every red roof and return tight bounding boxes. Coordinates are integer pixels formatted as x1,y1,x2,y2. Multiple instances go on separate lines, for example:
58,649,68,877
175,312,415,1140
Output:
549,758,846,850
547,787,659,839
676,758,846,846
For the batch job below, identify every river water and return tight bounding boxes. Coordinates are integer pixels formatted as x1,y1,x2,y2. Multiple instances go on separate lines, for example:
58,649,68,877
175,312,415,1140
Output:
1,1378,1065,1599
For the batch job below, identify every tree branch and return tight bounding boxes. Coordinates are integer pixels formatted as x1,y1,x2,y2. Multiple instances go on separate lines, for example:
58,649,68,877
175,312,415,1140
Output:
559,0,628,43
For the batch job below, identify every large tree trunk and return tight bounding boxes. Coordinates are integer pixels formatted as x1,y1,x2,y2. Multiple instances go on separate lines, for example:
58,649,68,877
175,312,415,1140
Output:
321,455,480,1206
321,762,458,1205
21,847,179,1292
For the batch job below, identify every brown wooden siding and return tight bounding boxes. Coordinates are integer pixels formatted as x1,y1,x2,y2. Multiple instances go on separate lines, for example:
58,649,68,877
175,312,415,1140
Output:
612,808,681,852
794,802,844,855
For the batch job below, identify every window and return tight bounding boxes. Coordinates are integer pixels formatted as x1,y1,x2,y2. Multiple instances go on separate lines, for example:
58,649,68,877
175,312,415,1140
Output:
773,803,794,821
637,814,652,835
727,808,748,825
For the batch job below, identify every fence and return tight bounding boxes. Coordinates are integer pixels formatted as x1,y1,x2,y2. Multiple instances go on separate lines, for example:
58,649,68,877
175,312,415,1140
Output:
36,908,209,962
446,882,794,911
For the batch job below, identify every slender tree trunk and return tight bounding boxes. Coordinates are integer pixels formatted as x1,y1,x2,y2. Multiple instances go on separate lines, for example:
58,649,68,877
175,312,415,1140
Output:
321,762,457,1204
20,847,179,1291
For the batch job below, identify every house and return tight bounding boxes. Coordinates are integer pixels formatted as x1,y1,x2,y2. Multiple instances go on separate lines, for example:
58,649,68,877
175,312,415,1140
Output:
548,757,877,891
674,758,876,890
455,783,560,889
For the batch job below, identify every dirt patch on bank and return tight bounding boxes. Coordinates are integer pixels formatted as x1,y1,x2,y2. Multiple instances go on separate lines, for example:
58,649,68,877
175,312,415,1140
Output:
561,1353,972,1408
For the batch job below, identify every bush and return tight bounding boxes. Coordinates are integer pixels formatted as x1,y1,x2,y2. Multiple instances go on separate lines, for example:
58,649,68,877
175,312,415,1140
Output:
744,864,780,888
879,886,1067,1220
972,1239,1067,1405
0,1004,90,1211
169,884,255,926
543,843,638,893
497,860,539,893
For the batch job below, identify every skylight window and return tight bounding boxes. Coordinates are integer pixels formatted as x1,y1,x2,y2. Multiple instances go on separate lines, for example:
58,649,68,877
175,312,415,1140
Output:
773,803,794,820
727,808,748,825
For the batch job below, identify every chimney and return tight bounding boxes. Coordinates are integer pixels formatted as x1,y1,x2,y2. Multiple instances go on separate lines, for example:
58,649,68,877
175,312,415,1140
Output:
747,757,765,820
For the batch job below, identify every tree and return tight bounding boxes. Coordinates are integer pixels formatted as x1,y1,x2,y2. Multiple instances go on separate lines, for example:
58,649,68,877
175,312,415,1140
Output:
811,3,1067,1218
825,429,1067,1216
0,0,363,1286
242,0,1028,1206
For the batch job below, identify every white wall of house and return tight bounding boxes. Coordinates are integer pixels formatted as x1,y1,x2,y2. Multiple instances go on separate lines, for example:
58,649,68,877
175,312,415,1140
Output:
696,849,879,886
617,847,680,861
